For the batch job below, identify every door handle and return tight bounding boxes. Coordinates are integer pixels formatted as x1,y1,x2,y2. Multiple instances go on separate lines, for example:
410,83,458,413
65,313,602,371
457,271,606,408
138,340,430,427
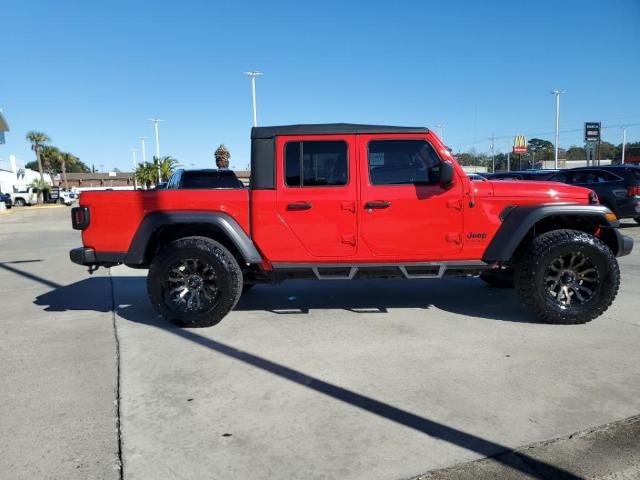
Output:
287,202,312,211
364,200,391,209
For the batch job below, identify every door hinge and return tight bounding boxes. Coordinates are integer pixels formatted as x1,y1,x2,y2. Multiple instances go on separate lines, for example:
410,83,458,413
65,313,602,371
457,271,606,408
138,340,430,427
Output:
446,232,462,244
341,201,356,213
341,234,357,246
447,199,463,210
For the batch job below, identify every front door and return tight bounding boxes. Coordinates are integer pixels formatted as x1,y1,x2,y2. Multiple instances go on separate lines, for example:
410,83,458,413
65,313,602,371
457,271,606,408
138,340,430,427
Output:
276,135,358,257
357,134,464,261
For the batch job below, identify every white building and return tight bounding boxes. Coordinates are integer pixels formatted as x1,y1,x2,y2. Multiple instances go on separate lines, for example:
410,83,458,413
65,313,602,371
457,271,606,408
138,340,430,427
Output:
0,154,52,193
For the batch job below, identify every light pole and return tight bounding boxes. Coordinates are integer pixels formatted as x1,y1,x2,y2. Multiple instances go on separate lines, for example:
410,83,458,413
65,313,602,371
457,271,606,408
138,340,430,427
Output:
149,118,163,183
621,127,627,164
551,89,566,169
436,123,445,142
243,71,263,127
137,136,147,164
130,148,138,189
489,134,495,172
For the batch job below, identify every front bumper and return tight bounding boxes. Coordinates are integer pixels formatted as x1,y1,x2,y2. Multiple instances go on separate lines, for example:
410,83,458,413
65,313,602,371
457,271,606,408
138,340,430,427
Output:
69,247,125,267
616,231,634,257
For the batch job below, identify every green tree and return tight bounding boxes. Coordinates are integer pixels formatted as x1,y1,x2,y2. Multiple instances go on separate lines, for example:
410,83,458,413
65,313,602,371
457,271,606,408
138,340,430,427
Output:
528,138,554,162
25,131,51,204
135,162,156,189
214,144,230,169
566,146,587,161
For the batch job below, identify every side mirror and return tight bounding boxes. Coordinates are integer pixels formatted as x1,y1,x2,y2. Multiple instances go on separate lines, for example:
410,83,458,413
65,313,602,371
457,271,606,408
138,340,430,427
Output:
439,161,455,187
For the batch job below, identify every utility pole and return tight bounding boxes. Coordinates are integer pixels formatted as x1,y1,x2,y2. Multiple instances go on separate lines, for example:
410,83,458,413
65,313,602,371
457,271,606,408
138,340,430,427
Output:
149,118,163,183
243,71,263,127
621,127,627,164
489,134,495,172
551,89,566,169
130,148,138,189
137,136,148,164
507,151,511,171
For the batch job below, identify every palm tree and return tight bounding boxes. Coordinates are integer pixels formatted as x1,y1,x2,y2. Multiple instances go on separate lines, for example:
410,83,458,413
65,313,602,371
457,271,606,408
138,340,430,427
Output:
158,156,178,181
214,144,230,169
135,162,156,189
26,131,50,203
60,152,77,190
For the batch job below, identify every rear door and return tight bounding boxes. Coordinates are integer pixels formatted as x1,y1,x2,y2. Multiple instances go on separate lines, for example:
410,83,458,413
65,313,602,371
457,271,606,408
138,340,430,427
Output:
276,135,358,257
357,134,464,260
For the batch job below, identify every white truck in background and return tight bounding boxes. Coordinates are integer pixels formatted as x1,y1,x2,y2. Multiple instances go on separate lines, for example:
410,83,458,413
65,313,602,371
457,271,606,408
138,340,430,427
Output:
10,187,39,206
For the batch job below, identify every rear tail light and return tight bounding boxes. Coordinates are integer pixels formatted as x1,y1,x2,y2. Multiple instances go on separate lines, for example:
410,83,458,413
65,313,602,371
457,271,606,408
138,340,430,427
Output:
71,207,90,230
628,186,640,197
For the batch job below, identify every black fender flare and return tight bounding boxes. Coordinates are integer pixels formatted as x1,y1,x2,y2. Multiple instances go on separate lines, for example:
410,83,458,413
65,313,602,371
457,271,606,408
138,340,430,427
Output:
482,204,620,262
124,211,262,265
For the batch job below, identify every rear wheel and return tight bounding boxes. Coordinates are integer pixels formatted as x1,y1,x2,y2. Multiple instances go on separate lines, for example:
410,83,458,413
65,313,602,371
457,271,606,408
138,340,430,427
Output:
14,198,26,207
515,229,619,324
147,236,243,327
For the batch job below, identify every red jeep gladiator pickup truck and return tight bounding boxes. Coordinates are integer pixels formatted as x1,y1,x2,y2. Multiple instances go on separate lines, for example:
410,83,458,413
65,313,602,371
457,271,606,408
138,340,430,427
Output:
70,124,633,327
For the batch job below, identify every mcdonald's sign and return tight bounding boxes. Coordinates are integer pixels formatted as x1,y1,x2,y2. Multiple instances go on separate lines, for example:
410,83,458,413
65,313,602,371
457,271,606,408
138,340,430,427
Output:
513,135,528,154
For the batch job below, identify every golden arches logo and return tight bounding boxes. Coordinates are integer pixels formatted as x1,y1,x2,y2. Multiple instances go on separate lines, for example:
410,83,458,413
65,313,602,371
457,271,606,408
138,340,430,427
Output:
513,135,528,153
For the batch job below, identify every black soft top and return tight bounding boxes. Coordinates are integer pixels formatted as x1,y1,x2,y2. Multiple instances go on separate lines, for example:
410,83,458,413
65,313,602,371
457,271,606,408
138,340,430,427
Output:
251,123,429,139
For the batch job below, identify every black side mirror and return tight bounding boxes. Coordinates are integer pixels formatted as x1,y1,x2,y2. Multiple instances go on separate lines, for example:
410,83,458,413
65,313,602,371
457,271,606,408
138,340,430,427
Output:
439,161,454,187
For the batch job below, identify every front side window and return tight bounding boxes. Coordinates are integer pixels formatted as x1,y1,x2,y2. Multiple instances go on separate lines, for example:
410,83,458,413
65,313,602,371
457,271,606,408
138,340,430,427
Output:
368,140,441,185
285,141,348,187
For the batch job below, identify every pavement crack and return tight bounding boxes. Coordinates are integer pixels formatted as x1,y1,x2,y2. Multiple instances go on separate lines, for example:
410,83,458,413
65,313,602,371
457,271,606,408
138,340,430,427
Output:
109,270,124,480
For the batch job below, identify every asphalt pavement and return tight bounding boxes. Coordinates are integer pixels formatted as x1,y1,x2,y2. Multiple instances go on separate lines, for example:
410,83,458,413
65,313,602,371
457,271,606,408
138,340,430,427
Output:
1,207,640,480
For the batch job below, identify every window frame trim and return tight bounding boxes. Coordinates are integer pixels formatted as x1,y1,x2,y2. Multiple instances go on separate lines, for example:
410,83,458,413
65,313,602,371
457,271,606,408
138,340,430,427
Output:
366,138,444,187
283,139,350,188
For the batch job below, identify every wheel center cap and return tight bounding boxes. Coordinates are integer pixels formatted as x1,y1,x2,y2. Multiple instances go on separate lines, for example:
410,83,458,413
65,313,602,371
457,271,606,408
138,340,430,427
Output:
188,275,203,289
560,270,576,285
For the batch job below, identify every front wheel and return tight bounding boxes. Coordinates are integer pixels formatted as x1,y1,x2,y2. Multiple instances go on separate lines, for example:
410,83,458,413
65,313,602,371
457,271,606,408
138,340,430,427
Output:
147,236,243,327
515,229,619,324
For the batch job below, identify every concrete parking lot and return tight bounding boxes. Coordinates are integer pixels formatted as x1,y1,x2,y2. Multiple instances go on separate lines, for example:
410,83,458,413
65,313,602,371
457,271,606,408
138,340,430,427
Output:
1,207,640,480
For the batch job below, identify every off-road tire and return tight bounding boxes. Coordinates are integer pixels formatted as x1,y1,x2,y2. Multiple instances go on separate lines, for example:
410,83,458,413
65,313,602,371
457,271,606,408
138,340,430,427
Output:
480,268,515,288
515,229,619,324
147,236,243,327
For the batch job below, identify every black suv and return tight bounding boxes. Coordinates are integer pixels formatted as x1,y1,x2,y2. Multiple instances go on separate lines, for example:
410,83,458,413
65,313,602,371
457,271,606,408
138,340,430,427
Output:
547,165,640,223
166,169,244,189
485,170,558,181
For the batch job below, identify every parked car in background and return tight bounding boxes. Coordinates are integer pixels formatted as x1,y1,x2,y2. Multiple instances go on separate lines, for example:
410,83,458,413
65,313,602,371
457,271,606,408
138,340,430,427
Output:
166,169,245,189
0,191,12,209
484,170,558,181
10,187,39,206
467,173,487,181
547,165,640,223
58,189,78,205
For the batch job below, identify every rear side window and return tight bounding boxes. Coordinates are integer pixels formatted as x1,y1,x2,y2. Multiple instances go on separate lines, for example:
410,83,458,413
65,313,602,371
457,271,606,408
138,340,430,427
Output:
368,140,441,185
284,141,348,187
180,172,243,189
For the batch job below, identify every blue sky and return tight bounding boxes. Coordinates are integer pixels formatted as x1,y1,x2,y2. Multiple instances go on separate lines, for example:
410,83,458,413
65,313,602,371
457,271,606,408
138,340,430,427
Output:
1,0,639,171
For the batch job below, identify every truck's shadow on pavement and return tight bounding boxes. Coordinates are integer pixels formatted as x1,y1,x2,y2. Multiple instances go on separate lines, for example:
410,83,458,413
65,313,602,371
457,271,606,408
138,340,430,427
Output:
33,274,540,324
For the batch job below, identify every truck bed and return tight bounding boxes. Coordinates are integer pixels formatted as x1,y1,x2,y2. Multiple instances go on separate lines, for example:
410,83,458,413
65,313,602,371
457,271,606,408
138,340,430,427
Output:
79,189,250,253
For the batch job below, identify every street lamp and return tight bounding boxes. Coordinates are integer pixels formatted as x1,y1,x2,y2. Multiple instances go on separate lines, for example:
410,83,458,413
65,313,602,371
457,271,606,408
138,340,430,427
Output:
149,118,163,183
621,127,627,164
137,136,148,164
435,123,445,142
551,89,566,169
243,71,263,127
130,148,138,189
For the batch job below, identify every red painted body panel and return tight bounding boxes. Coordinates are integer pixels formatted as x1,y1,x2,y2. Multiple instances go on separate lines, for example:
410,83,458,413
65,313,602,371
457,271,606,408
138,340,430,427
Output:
80,131,594,265
80,189,250,252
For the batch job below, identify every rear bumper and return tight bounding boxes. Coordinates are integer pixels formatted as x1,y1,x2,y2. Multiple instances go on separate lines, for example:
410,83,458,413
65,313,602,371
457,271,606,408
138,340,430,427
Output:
69,247,125,267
